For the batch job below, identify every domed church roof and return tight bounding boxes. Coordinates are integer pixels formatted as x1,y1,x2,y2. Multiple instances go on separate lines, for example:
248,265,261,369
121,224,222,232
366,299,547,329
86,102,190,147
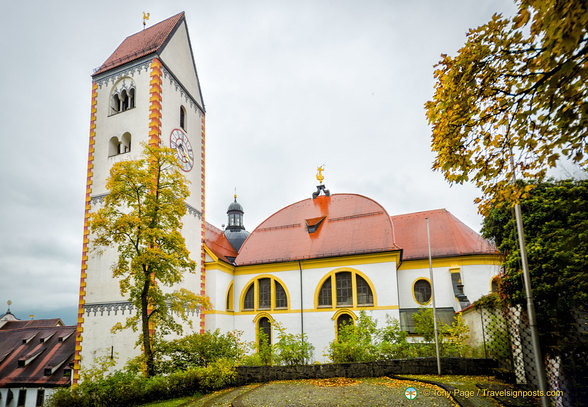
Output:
235,194,400,266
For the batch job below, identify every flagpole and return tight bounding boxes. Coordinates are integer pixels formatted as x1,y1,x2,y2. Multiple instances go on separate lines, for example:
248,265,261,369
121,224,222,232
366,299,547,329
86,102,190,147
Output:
426,217,441,375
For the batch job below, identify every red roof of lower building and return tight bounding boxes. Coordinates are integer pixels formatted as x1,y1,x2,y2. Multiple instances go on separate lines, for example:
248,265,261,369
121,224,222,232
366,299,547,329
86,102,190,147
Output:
391,209,498,260
205,222,239,263
235,194,400,265
93,12,185,76
0,319,75,388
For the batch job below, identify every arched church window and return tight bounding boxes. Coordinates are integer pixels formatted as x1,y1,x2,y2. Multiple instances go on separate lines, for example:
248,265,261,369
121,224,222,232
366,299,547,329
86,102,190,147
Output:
356,275,373,306
258,317,271,347
336,272,353,306
180,105,186,130
315,270,376,308
258,278,271,309
226,282,234,311
244,285,254,310
413,279,432,305
318,276,332,307
241,276,289,311
275,282,287,309
337,313,354,335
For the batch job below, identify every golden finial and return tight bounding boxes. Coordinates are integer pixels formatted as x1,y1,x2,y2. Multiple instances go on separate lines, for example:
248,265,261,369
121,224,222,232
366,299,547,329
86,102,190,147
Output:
316,165,325,185
234,187,237,200
143,12,150,29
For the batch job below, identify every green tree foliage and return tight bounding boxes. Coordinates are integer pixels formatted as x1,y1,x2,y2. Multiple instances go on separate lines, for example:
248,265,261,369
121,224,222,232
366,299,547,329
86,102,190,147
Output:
155,330,246,374
89,144,210,377
425,0,587,214
481,179,587,356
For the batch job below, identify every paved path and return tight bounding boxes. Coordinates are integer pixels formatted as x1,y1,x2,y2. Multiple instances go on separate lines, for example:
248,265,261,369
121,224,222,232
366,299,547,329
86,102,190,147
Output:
184,377,461,407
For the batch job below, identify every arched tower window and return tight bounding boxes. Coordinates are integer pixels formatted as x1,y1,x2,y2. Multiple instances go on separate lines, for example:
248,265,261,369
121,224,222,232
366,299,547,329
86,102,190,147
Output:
241,276,289,311
110,78,136,115
315,269,375,308
129,88,135,109
108,136,120,157
180,105,186,130
121,132,132,153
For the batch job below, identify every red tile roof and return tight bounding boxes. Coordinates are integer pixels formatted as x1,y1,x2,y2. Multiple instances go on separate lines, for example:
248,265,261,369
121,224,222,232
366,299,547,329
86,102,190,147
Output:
235,194,400,265
0,320,75,388
391,209,498,260
93,12,185,76
205,222,238,263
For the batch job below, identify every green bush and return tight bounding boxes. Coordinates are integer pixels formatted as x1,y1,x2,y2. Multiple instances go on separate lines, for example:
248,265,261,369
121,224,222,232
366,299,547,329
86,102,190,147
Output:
156,329,246,374
46,362,235,407
326,312,379,363
273,323,315,366
377,317,415,359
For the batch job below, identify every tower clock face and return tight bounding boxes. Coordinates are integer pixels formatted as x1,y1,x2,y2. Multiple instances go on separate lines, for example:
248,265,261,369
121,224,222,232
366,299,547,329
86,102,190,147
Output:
170,129,194,172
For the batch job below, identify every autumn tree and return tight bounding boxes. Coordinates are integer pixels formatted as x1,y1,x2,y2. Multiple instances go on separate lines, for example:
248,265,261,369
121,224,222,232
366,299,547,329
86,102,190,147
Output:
425,0,587,214
89,144,209,377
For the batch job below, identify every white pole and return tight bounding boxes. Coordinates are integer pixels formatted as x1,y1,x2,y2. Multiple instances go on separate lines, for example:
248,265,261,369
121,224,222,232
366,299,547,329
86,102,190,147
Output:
426,217,442,375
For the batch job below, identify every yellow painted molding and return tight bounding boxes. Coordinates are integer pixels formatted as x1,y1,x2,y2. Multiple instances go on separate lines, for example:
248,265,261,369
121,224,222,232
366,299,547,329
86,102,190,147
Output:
205,304,399,316
399,255,502,270
233,251,400,275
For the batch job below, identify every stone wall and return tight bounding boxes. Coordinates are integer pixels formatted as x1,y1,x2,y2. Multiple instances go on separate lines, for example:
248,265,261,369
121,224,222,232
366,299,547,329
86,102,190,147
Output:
235,357,496,385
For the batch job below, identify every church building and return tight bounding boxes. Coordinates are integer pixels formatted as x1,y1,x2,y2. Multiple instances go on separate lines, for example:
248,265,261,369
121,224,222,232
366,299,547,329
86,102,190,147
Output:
75,12,501,380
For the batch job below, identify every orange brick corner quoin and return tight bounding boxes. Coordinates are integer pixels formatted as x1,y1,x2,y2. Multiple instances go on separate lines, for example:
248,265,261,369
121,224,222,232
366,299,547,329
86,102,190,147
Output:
149,58,163,146
200,114,206,334
73,82,98,384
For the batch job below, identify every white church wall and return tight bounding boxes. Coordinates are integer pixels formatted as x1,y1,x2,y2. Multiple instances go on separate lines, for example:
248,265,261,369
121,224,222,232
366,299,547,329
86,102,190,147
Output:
92,64,152,195
159,20,203,107
460,263,501,303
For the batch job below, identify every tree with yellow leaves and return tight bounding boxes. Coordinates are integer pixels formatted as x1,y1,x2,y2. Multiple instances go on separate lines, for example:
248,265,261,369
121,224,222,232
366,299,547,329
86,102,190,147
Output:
426,0,587,214
90,143,209,377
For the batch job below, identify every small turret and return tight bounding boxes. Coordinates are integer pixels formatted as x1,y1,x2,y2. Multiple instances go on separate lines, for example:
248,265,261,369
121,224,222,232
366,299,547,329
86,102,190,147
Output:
224,195,249,252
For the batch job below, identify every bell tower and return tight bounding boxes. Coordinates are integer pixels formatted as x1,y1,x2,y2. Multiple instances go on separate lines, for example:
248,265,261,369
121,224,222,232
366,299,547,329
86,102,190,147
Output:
74,12,206,382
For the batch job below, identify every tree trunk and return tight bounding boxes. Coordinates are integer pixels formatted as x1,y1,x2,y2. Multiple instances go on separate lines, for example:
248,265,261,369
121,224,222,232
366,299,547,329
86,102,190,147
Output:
141,275,154,377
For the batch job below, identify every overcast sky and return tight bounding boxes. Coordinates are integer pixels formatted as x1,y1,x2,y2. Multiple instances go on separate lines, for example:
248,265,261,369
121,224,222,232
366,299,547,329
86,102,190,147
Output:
0,0,518,324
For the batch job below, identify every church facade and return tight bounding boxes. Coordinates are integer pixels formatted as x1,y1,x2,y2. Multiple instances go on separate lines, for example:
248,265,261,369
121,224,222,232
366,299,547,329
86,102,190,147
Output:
204,190,501,361
75,13,501,379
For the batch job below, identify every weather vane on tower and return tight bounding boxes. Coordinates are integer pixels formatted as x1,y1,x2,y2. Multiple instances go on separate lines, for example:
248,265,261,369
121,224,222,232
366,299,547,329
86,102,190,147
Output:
143,12,150,29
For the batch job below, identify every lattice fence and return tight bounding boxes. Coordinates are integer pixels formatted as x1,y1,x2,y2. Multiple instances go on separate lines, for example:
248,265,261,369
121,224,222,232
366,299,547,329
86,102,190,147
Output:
477,305,587,407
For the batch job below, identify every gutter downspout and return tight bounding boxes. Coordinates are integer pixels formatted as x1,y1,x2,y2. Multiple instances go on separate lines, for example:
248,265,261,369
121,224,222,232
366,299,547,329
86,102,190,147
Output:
298,260,304,338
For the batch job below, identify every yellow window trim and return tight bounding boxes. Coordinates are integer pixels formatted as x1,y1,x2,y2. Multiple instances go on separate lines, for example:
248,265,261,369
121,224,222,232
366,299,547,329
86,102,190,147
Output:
314,267,378,309
412,277,432,306
239,274,291,312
